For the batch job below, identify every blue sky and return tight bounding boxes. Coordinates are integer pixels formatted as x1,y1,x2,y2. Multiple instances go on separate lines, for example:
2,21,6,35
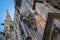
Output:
0,0,15,32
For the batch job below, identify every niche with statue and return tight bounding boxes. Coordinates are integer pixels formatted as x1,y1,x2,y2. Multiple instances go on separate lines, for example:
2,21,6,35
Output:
42,13,60,40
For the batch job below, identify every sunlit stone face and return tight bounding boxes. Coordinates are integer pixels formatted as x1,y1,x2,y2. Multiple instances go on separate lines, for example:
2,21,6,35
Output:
53,19,60,28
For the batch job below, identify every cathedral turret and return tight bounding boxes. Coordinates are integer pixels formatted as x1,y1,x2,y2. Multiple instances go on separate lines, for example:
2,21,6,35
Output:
4,10,12,32
4,10,12,40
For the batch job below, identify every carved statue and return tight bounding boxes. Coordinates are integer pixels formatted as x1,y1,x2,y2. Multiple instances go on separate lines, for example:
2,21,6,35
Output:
20,13,37,30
